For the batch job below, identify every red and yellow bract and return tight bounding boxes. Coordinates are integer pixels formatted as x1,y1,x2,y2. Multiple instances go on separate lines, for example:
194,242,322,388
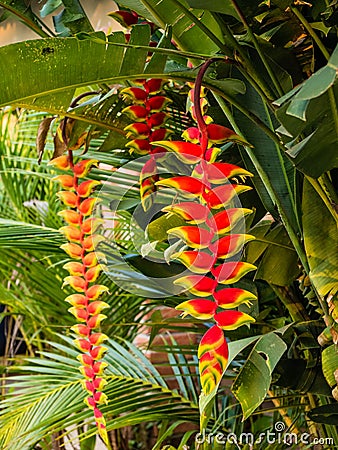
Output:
122,78,172,211
50,154,109,442
153,66,257,395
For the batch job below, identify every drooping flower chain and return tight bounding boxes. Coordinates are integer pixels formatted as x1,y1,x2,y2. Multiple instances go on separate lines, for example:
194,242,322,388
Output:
50,154,109,440
150,68,257,394
121,78,172,210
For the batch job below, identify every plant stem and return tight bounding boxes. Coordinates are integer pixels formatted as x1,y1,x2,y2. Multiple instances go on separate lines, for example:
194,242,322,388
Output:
290,6,338,221
230,0,284,98
193,59,217,132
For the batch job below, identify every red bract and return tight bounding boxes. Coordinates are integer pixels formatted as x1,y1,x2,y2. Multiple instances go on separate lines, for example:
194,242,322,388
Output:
214,310,256,330
52,174,74,189
198,325,225,358
206,123,251,146
171,250,216,273
174,275,217,297
123,79,171,211
175,299,217,319
140,157,159,211
148,112,168,128
125,122,150,138
147,96,171,112
73,159,98,178
162,202,210,224
212,261,257,284
77,180,101,198
152,140,203,164
121,87,148,102
127,139,152,154
203,184,252,209
213,208,252,234
214,288,257,308
51,155,109,443
144,78,163,93
123,105,148,120
195,162,253,183
216,234,255,259
58,209,81,225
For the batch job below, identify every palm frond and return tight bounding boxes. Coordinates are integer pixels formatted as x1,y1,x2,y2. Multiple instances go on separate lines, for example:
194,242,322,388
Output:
0,335,199,449
0,219,63,251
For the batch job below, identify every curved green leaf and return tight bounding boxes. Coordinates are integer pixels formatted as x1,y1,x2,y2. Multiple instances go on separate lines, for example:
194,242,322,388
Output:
116,0,223,55
0,219,63,250
308,404,338,425
302,179,338,297
0,27,150,111
186,0,239,18
246,221,300,286
0,35,245,132
231,332,287,419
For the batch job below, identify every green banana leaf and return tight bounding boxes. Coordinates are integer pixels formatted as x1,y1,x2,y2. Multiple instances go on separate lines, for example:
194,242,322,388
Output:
0,30,245,129
246,221,300,286
302,179,338,297
274,44,338,177
231,332,287,419
115,0,223,55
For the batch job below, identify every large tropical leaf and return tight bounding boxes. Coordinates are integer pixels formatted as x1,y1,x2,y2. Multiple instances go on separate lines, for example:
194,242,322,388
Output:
302,179,338,297
229,76,300,235
0,219,63,250
274,44,338,177
0,26,150,113
115,0,223,55
246,220,300,286
0,34,246,137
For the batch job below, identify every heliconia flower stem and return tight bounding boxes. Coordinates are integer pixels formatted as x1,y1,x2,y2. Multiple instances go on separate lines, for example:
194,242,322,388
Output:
50,152,109,443
152,59,257,396
193,58,221,154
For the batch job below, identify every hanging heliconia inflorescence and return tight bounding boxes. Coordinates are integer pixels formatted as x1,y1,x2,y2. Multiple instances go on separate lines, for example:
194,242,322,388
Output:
121,78,172,210
49,153,109,442
149,59,258,394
